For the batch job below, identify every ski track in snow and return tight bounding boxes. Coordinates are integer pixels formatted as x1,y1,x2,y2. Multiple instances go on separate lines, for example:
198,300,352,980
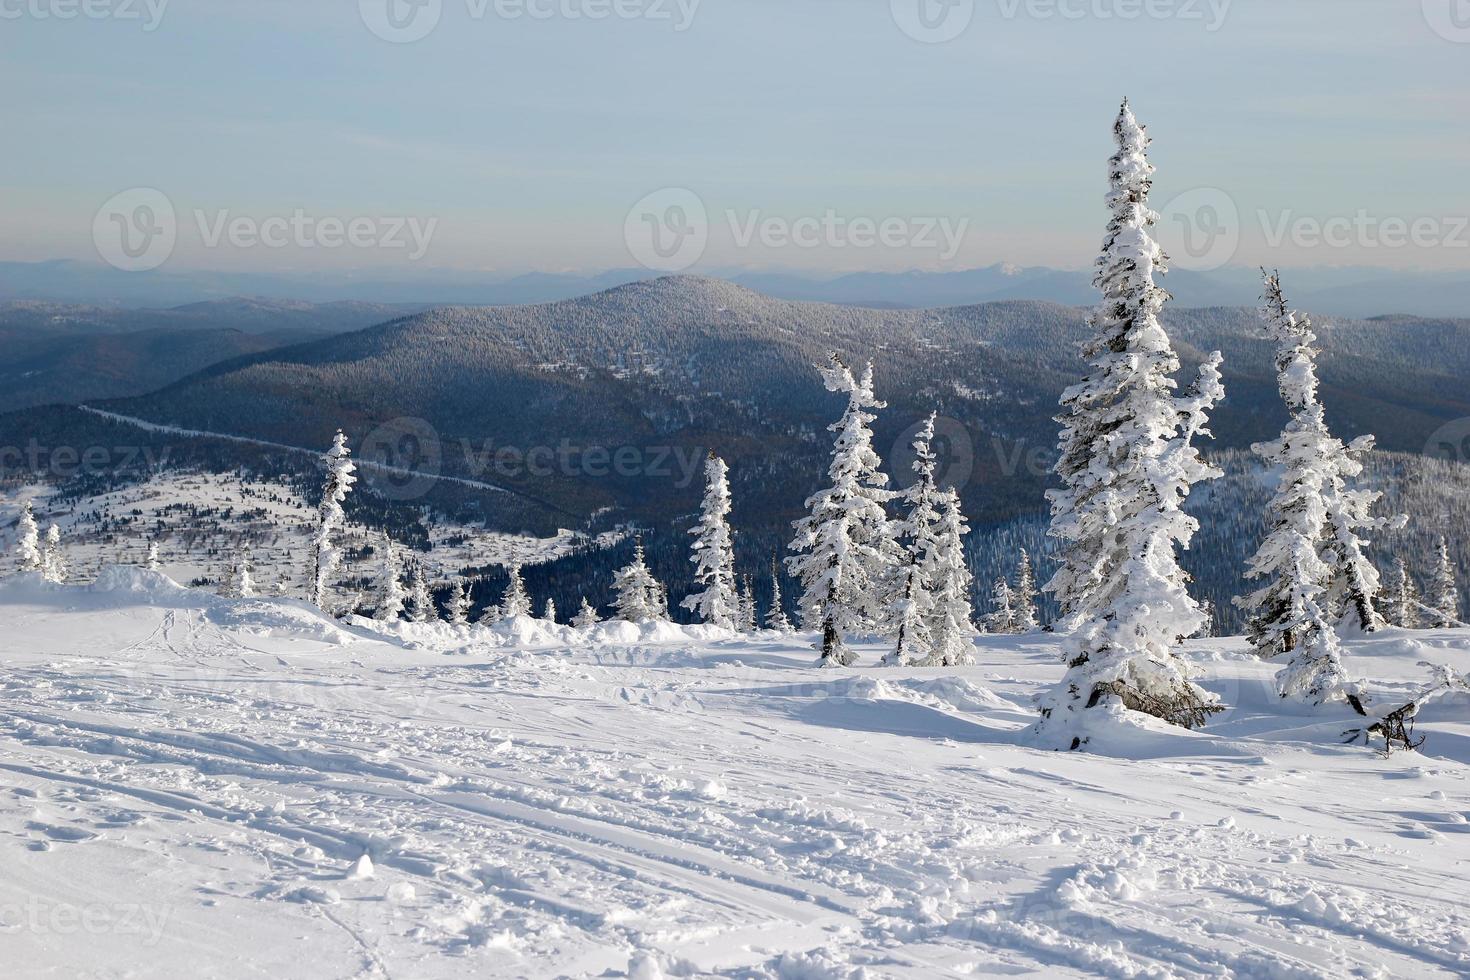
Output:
1,574,1469,978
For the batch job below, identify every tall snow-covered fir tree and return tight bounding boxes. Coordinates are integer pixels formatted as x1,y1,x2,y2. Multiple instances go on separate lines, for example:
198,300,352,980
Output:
787,354,898,666
15,501,41,572
499,563,532,619
984,578,1017,635
1236,271,1343,660
374,534,406,622
1387,557,1420,629
882,413,940,667
407,563,435,623
739,575,758,632
227,544,256,599
574,597,600,628
145,539,161,572
681,453,739,630
1037,101,1226,745
1431,537,1461,628
1321,449,1398,634
41,524,66,584
765,555,793,633
613,537,665,623
926,490,976,667
543,597,558,624
310,430,356,610
1013,549,1039,632
447,580,472,626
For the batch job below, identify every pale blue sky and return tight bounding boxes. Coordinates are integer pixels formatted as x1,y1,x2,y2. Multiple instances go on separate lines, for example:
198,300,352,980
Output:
3,0,1467,275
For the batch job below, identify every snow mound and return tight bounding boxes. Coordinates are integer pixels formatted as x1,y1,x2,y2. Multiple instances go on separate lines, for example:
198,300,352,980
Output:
582,619,733,647
0,565,190,605
896,676,1016,713
209,598,356,646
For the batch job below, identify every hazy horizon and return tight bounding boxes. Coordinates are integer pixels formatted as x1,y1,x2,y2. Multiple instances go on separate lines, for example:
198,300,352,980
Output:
4,1,1467,280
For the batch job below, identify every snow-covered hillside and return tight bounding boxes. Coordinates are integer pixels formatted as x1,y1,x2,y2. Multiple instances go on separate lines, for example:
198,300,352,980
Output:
2,570,1468,978
0,474,599,600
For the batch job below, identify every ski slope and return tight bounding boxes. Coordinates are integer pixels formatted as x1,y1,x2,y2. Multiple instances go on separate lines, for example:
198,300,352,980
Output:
2,569,1469,978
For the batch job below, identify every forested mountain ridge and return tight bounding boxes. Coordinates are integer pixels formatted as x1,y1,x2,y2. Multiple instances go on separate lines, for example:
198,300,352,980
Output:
93,276,1470,525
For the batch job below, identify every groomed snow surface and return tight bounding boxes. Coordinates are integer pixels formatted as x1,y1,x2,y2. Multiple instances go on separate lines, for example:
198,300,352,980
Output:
2,568,1468,978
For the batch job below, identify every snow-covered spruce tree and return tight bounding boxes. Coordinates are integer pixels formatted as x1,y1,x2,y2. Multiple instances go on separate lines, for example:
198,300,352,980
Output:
310,430,357,610
882,414,941,667
406,564,435,623
573,597,600,628
227,544,256,599
499,563,532,619
1321,444,1399,634
41,524,66,584
145,539,161,572
1013,549,1039,632
447,581,472,626
927,489,977,667
15,501,41,572
681,453,739,629
373,534,406,622
1037,101,1227,744
543,597,558,624
1236,271,1343,659
787,355,898,666
1430,537,1461,628
739,575,758,632
1196,599,1219,639
613,537,665,623
730,576,747,631
984,578,1017,635
1276,611,1366,713
764,555,793,633
1387,557,1420,629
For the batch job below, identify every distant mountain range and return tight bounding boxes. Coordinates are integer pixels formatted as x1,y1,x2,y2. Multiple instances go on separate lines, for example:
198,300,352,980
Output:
0,298,430,413
3,259,1468,320
7,276,1465,545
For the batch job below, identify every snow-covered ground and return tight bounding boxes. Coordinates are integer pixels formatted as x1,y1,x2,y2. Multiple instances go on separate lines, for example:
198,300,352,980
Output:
2,570,1469,978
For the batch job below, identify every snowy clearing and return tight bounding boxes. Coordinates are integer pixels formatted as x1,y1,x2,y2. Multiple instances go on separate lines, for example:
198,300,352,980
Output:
1,569,1468,978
